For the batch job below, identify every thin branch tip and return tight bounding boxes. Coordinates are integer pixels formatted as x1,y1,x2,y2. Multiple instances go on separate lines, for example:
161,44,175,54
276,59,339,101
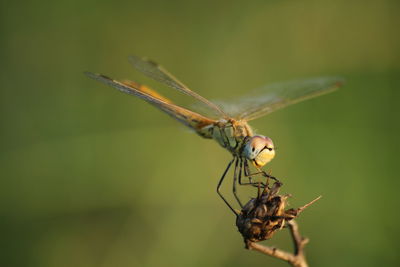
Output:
296,195,322,215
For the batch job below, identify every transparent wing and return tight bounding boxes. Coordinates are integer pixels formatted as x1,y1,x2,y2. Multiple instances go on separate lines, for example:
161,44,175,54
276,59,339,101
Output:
85,72,217,138
215,77,343,121
128,55,228,119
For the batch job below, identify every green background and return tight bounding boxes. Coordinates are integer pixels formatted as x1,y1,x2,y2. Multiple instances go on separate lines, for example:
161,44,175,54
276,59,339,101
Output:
1,0,399,266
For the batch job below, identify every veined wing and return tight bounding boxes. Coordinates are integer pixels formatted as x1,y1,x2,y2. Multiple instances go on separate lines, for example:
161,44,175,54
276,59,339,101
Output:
216,77,343,121
128,55,228,119
85,72,216,138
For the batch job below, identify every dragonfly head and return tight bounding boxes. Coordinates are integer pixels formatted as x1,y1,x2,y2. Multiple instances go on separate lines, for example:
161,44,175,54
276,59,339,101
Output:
243,135,275,167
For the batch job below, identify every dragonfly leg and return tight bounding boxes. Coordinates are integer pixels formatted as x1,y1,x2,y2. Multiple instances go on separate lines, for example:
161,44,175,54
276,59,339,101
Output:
240,160,281,186
232,158,244,208
246,160,280,183
238,159,267,188
217,157,238,215
238,159,259,187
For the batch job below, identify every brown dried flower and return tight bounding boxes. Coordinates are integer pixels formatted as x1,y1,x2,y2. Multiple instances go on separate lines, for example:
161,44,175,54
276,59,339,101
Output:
236,181,320,243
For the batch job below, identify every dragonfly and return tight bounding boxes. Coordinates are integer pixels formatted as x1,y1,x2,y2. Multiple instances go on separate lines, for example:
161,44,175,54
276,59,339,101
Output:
85,56,343,215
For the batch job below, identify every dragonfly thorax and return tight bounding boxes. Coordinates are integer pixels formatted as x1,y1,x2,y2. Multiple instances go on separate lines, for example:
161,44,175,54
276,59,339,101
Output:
210,119,252,155
210,120,275,167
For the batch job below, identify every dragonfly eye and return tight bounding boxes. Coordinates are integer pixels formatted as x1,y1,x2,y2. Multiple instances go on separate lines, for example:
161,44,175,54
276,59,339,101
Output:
243,135,275,163
247,136,275,167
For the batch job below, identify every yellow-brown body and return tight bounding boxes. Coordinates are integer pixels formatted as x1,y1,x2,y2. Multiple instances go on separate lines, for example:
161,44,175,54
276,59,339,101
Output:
200,119,254,157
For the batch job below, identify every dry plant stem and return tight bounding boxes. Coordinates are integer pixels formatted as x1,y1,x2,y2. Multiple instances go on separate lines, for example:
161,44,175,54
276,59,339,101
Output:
247,220,309,267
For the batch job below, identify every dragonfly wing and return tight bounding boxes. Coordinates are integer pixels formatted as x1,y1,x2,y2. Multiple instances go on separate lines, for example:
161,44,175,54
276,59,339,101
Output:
128,55,228,119
85,72,217,138
216,77,343,121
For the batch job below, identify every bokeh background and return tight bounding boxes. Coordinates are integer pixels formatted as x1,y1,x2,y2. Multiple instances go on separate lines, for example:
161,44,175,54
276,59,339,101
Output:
1,0,399,266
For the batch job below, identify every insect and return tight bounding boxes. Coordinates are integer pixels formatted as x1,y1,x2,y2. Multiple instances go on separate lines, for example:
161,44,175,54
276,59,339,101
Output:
85,56,342,214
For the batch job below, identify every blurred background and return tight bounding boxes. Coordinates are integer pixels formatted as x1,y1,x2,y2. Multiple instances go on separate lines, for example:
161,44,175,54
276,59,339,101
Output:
1,0,399,266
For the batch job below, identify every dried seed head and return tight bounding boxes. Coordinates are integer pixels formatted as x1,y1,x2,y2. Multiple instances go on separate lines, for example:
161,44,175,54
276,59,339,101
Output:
236,181,320,242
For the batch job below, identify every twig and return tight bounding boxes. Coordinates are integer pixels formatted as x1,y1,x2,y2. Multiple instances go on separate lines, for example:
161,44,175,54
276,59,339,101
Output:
296,196,322,214
246,220,309,267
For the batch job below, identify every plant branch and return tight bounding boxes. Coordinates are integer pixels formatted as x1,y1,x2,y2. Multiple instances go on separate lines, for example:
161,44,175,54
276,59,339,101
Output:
246,220,309,267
